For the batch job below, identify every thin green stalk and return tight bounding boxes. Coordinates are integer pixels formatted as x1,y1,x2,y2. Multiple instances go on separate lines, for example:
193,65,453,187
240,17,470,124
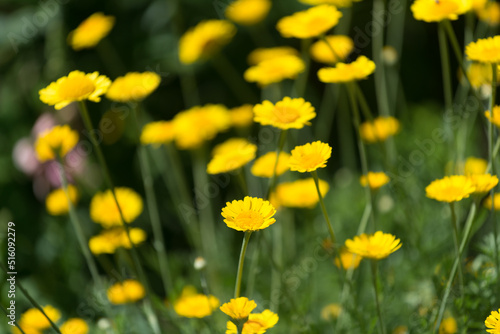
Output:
354,82,375,121
373,0,390,117
449,202,464,296
489,63,499,293
266,130,287,199
371,260,387,334
316,83,340,141
235,232,253,298
293,38,312,98
485,137,500,173
245,233,261,297
438,22,454,163
179,70,200,108
212,53,258,103
311,170,336,244
270,220,283,312
1,303,25,334
236,168,249,196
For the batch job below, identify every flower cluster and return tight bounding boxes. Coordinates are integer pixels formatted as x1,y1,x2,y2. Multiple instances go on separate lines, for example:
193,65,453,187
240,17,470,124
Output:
220,297,279,334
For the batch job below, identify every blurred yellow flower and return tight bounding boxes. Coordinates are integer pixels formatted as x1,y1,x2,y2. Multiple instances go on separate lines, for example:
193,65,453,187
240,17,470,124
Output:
439,316,458,334
318,56,376,83
207,138,257,174
321,303,342,321
179,20,236,64
477,2,500,26
247,46,299,65
485,106,500,127
174,286,220,318
345,231,402,260
60,318,89,334
484,193,500,210
226,309,279,333
393,326,409,334
466,62,492,89
310,35,354,64
229,104,254,128
334,247,362,270
39,70,111,110
466,36,500,63
485,308,500,334
225,0,271,26
360,116,400,143
251,152,291,178
425,175,476,202
13,325,41,334
289,141,332,173
276,5,342,39
20,306,61,331
360,172,390,190
68,12,115,50
468,174,498,193
140,121,175,146
89,227,147,255
275,178,329,208
35,125,79,162
90,187,143,228
253,97,316,129
411,0,469,22
45,185,79,216
220,297,257,320
300,0,359,7
464,157,488,175
221,197,276,231
244,54,305,86
107,279,145,304
106,72,160,102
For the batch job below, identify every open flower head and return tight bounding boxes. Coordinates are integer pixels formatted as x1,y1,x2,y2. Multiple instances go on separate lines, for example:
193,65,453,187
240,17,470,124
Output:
179,20,236,64
89,227,147,255
106,72,160,102
140,121,175,146
411,0,470,22
68,12,115,50
289,141,332,173
485,106,500,127
225,0,271,26
221,196,276,231
253,97,316,130
244,54,305,86
439,317,458,334
107,279,145,304
226,309,279,333
174,286,220,318
39,71,111,110
251,152,291,178
277,5,342,39
90,187,143,228
310,35,354,64
360,172,390,190
35,125,79,162
318,56,376,83
46,185,79,216
207,138,257,174
468,174,499,193
345,231,402,260
230,104,254,128
360,116,400,143
275,178,329,208
247,46,300,65
426,175,476,202
60,318,89,334
334,247,362,269
20,306,61,330
220,297,257,320
466,36,500,63
485,308,500,334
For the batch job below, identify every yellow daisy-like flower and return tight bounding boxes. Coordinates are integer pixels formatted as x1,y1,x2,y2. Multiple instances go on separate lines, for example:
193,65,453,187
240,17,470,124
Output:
468,174,499,193
345,231,402,260
334,247,363,270
179,20,236,64
221,196,276,232
207,138,257,174
225,0,271,26
253,97,316,130
251,152,291,178
289,141,332,173
106,72,160,102
107,279,145,305
464,156,488,175
318,56,376,83
439,316,458,334
360,172,390,190
321,303,342,321
68,12,115,50
39,70,111,110
485,308,500,334
229,104,255,128
411,0,470,22
359,116,400,143
275,178,329,208
276,5,342,39
244,54,305,86
247,46,300,65
60,318,89,334
425,175,476,202
20,306,61,330
45,185,79,216
466,36,500,63
484,193,500,210
89,187,143,228
220,297,257,320
477,2,500,26
35,125,79,162
310,35,354,64
226,309,279,334
89,227,147,255
173,286,220,318
173,104,231,150
140,121,175,146
485,106,500,127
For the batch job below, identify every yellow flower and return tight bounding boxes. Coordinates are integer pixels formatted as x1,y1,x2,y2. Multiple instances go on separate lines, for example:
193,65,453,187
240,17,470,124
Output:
225,0,271,26
321,303,342,321
247,46,300,65
45,185,79,216
220,297,257,320
477,2,500,26
107,279,145,304
275,178,329,208
468,174,499,193
276,5,342,39
173,286,220,318
310,35,354,64
60,318,89,334
464,156,488,175
251,152,291,178
221,196,276,231
411,0,470,22
439,316,458,334
89,227,147,255
253,97,316,130
334,247,363,270
318,56,376,83
226,310,279,334
300,0,359,8
425,175,476,202
393,326,409,334
39,70,111,110
90,187,143,228
230,104,254,128
106,72,160,102
35,125,79,162
360,116,400,143
244,54,305,86
179,20,236,64
68,12,115,50
360,172,390,190
140,121,175,146
484,193,500,210
466,36,500,63
345,231,402,260
485,308,500,334
13,326,42,334
207,138,257,174
289,141,332,173
485,106,500,127
20,306,61,330
466,63,492,89
173,104,231,150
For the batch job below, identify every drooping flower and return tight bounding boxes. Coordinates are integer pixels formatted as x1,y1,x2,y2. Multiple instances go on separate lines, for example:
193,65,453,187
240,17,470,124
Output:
179,20,236,64
140,121,175,146
426,175,476,202
225,0,271,26
276,5,342,39
411,0,470,22
229,104,255,128
360,172,390,190
485,106,500,127
466,36,500,63
107,279,146,304
221,196,276,231
247,46,300,65
310,35,354,64
318,56,376,83
207,138,257,174
334,247,362,270
485,308,500,334
45,185,79,215
106,72,161,102
220,297,257,320
359,116,400,143
484,193,500,210
288,141,332,173
439,316,458,334
173,286,220,318
90,187,143,228
226,309,279,333
244,55,305,86
345,231,402,260
60,318,89,334
251,152,291,178
321,304,342,321
89,227,147,255
253,97,316,129
68,12,115,50
468,174,499,193
35,125,79,162
19,306,61,331
274,178,329,208
464,156,488,175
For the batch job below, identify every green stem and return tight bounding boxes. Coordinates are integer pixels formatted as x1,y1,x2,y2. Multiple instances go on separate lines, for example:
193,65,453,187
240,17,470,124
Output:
372,0,390,117
371,260,386,334
270,219,283,312
179,69,200,108
236,168,249,196
311,170,336,244
293,38,312,98
316,83,340,141
438,22,454,163
266,130,287,199
235,232,253,298
449,202,464,296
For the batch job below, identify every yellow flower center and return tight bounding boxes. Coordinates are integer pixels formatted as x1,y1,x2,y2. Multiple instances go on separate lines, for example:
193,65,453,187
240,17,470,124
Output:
235,211,264,229
300,152,323,169
60,76,95,100
273,106,300,123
